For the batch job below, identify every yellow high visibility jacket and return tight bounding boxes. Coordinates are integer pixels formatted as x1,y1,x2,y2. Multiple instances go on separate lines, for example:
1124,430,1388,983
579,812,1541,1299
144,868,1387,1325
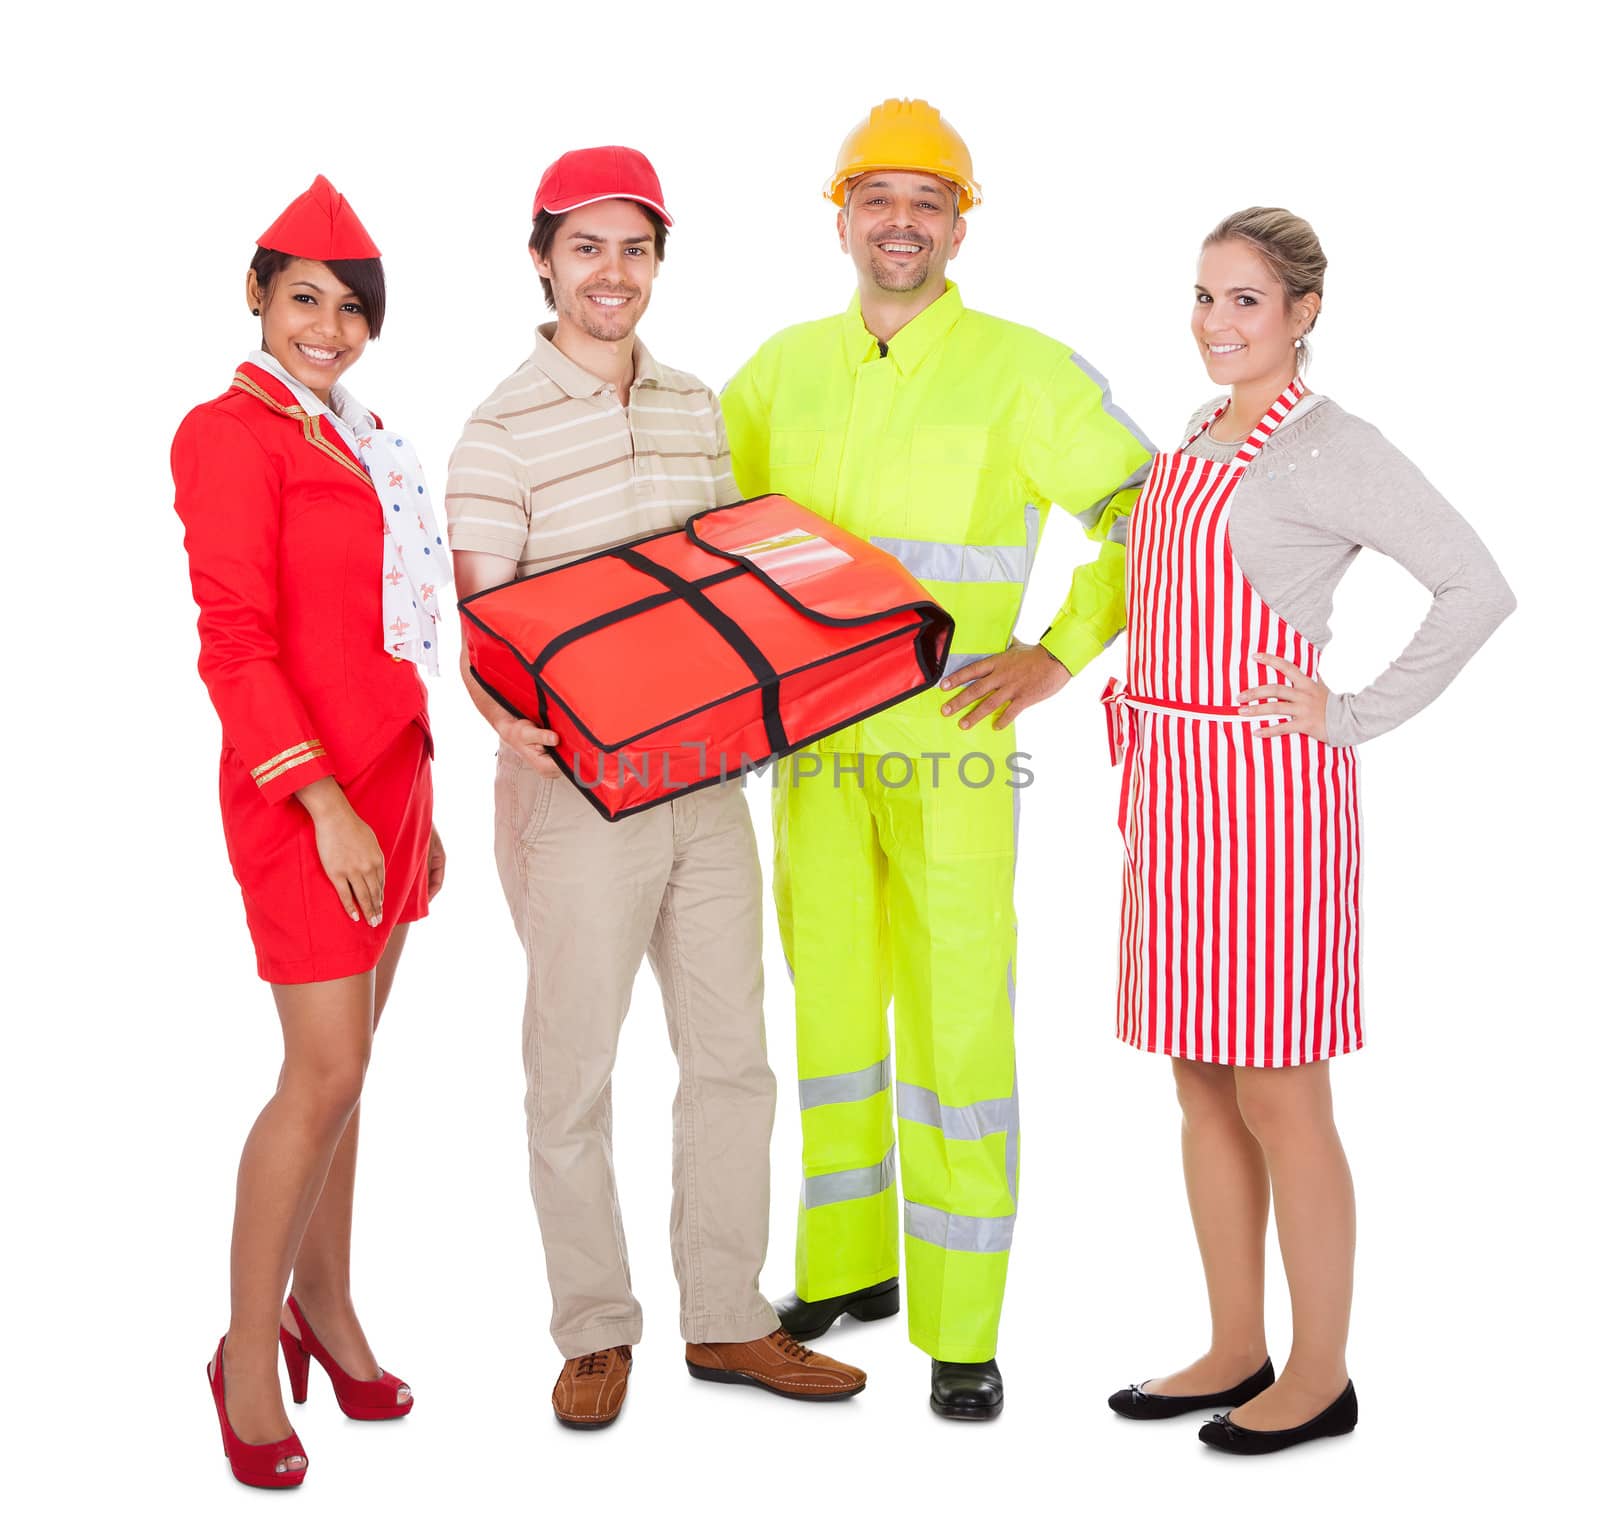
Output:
722,282,1154,759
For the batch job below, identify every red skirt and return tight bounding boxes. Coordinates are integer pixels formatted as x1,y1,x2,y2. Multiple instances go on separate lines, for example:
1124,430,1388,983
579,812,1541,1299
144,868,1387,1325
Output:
219,722,433,984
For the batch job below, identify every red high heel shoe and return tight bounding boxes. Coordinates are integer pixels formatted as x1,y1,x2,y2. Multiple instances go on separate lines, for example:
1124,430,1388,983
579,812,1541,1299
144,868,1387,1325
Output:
207,1336,308,1489
279,1294,414,1420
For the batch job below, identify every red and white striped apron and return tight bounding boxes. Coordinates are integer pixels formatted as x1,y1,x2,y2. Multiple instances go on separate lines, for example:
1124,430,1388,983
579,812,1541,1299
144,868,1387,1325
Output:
1102,380,1362,1067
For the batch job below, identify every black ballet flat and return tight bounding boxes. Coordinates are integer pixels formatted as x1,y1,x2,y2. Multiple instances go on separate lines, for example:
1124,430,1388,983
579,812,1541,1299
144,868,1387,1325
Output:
1198,1379,1358,1454
1108,1358,1275,1420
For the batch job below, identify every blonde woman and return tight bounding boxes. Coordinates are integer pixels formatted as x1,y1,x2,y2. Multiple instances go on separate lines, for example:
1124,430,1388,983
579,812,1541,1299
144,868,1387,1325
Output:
1100,208,1513,1453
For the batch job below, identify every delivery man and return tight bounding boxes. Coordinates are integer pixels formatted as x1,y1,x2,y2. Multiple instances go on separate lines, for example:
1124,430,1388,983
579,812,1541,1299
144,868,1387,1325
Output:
721,99,1154,1420
447,146,866,1430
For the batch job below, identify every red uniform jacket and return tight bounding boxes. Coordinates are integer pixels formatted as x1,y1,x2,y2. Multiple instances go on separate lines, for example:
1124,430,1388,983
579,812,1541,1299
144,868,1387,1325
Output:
172,362,430,805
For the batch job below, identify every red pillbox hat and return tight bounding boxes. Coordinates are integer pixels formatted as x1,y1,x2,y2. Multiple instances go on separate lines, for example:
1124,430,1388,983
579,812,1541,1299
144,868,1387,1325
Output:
257,175,381,260
533,146,672,226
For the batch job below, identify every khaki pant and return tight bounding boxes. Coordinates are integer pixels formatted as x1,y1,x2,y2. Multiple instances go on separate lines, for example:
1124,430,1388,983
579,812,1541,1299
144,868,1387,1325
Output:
494,751,778,1357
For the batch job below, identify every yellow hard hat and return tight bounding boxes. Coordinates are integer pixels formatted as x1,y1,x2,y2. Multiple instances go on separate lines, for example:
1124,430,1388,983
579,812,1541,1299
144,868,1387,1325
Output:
826,97,982,213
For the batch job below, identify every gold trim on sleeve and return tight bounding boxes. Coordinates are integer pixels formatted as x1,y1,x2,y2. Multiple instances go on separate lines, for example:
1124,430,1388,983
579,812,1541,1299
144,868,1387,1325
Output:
251,739,324,780
256,747,328,788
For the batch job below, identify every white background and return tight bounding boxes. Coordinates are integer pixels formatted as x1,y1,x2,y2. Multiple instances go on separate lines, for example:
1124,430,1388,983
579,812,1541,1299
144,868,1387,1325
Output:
4,2,1592,1526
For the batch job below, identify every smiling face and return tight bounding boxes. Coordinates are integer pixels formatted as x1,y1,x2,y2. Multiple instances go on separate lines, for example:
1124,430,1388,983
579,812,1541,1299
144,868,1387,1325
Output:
1193,238,1319,389
839,171,966,294
532,199,658,344
247,258,370,400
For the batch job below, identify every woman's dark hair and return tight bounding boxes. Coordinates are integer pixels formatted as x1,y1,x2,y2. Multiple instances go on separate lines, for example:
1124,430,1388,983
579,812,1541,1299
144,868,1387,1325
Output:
249,247,387,339
527,204,668,310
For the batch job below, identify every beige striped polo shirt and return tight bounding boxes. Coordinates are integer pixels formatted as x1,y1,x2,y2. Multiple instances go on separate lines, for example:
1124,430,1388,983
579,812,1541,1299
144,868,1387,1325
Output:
444,325,738,577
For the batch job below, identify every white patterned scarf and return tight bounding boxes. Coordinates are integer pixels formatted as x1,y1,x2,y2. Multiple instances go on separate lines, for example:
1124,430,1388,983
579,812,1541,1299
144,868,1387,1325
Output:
248,350,450,675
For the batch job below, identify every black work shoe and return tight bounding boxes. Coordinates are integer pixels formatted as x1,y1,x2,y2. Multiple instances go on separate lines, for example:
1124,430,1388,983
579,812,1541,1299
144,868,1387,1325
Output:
1108,1358,1275,1420
1198,1380,1358,1454
930,1357,1003,1421
772,1279,900,1343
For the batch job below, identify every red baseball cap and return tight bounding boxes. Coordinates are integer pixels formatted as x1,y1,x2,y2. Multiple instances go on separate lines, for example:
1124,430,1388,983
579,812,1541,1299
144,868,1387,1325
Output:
533,146,673,227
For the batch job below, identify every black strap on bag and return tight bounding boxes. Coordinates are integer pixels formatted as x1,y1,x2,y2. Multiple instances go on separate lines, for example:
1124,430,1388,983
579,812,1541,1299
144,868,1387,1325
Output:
609,546,789,756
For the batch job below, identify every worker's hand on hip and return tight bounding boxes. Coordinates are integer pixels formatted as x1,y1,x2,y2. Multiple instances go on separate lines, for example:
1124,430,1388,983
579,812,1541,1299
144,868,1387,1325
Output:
1237,652,1330,742
498,716,563,775
939,642,1071,731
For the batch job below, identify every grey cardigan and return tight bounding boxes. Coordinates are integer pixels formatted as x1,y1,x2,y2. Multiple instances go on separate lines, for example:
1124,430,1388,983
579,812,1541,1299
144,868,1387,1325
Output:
1179,394,1515,747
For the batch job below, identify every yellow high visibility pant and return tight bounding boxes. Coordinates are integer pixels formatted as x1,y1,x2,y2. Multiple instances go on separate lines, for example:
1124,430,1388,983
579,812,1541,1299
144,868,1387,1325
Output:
773,750,1018,1364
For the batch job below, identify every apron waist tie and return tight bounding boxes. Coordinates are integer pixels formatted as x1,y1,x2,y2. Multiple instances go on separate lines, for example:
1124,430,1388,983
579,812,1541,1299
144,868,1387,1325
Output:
1100,678,1132,766
1101,679,1286,766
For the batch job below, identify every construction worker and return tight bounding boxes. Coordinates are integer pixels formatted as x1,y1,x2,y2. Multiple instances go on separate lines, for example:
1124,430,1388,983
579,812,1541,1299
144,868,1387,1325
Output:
721,98,1154,1419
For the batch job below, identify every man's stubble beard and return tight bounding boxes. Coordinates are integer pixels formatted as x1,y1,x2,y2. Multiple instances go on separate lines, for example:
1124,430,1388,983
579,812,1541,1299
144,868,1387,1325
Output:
868,252,933,292
558,284,641,344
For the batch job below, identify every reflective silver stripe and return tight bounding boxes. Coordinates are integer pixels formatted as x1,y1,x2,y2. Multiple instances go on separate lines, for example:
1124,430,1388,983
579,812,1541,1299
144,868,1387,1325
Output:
799,1056,892,1110
897,1082,1016,1141
871,535,1028,585
904,1200,1015,1254
1108,516,1130,546
804,1147,896,1209
1071,465,1150,531
1067,351,1157,454
942,500,1039,670
1022,502,1041,582
900,1075,1021,1202
1005,1110,1019,1202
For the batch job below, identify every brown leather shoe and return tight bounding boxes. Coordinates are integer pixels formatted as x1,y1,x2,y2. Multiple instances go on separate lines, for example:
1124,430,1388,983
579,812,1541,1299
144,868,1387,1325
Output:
685,1329,865,1401
551,1346,632,1430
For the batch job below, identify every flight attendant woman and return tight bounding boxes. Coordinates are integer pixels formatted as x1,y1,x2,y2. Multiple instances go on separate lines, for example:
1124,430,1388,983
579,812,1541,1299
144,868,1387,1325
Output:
172,177,448,1488
1100,208,1513,1454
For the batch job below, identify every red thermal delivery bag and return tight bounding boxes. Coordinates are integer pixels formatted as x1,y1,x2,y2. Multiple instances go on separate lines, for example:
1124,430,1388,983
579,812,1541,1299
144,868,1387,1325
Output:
460,495,954,820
